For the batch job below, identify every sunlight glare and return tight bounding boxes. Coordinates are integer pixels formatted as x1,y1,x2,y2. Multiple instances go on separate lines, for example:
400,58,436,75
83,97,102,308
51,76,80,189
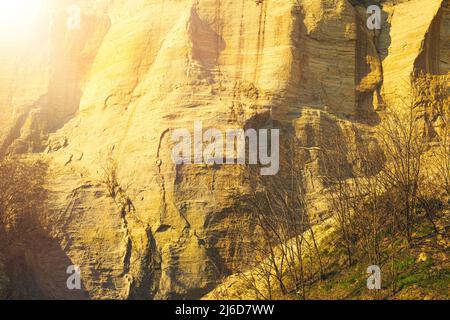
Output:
0,0,47,40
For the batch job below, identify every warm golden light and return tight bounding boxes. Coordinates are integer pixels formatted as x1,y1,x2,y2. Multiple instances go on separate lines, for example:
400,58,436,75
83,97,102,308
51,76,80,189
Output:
0,0,47,40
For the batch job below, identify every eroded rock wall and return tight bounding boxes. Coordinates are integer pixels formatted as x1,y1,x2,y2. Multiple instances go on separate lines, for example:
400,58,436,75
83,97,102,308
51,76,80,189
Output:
0,0,447,299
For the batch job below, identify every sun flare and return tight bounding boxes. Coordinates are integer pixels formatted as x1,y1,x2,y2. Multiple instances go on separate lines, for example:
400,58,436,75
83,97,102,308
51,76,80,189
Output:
0,0,47,40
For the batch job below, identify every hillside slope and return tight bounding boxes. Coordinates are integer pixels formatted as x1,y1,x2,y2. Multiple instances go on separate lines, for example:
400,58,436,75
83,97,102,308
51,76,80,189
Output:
0,0,448,299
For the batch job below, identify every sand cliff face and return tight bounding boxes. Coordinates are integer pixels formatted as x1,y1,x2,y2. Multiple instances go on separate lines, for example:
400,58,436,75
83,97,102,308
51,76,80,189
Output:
0,0,448,299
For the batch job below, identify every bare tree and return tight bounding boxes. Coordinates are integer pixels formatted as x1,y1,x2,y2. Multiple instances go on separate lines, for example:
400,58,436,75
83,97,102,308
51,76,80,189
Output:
434,119,450,197
322,129,388,267
376,93,428,247
0,157,48,244
230,134,323,300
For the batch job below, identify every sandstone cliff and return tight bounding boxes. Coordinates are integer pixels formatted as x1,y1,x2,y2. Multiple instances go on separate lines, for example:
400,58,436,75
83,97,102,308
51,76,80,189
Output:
0,0,448,299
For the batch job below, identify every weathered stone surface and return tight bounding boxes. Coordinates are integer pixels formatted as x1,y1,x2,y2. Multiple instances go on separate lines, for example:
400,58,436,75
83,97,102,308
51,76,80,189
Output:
379,0,448,108
0,0,447,299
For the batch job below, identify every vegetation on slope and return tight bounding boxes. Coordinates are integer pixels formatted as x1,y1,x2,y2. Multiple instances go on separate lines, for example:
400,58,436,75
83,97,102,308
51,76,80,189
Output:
206,89,449,300
308,207,449,300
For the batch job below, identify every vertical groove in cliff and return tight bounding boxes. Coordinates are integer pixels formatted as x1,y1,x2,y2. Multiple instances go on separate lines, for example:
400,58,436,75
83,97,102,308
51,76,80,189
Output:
253,0,269,85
